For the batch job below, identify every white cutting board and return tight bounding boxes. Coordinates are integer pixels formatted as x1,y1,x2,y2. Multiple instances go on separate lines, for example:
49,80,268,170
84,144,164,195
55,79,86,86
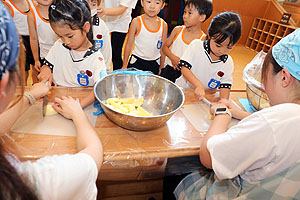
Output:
181,104,240,132
11,102,97,137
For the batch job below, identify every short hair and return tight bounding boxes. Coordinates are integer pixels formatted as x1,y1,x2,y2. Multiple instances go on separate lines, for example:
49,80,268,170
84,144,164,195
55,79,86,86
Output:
185,0,213,22
261,49,282,83
208,12,242,46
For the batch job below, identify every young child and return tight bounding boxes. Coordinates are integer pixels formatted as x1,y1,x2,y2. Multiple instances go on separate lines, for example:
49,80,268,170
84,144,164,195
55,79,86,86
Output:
86,0,112,70
176,12,242,100
38,0,107,108
98,0,138,70
174,28,300,200
121,0,167,75
3,0,35,84
160,0,212,83
27,0,58,83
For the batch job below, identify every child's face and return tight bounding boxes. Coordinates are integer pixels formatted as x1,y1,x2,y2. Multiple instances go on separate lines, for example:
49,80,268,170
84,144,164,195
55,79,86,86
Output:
183,4,204,28
51,22,90,51
141,0,164,17
37,0,54,6
209,37,233,58
87,0,97,10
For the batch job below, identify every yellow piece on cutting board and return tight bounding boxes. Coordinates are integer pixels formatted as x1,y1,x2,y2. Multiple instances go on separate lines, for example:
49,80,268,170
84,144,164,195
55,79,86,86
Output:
45,104,58,116
105,97,152,116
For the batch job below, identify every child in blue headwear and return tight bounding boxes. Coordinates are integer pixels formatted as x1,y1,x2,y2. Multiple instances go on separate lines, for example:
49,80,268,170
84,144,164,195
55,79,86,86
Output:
173,29,300,199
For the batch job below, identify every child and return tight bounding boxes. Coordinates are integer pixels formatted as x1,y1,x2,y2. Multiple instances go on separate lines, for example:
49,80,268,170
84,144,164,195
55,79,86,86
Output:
176,12,241,100
86,0,112,70
3,0,35,84
38,0,107,108
27,0,58,83
121,0,167,75
161,0,212,82
98,0,138,70
174,28,300,199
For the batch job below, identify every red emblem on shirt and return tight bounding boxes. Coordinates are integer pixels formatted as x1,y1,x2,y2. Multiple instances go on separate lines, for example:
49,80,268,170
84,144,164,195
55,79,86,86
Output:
98,57,103,61
86,70,92,77
217,71,224,77
96,34,102,39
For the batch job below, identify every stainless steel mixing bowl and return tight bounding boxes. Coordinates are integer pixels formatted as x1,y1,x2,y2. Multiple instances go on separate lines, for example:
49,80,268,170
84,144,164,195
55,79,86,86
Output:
94,74,185,131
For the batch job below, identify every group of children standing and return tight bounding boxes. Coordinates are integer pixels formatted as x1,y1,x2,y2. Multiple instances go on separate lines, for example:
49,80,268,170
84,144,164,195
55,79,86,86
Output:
3,0,242,108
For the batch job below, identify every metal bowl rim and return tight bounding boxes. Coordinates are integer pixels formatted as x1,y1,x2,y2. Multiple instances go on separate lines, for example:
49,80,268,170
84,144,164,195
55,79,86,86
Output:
94,74,185,118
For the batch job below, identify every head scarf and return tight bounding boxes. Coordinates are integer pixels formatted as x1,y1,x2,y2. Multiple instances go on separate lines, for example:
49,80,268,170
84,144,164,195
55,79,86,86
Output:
0,2,20,80
272,28,300,81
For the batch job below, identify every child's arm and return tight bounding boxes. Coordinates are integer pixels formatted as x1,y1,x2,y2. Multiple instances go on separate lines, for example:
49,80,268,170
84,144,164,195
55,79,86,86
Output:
219,88,230,99
97,5,127,17
162,26,181,70
80,91,96,109
159,21,168,74
181,67,205,99
121,17,139,69
27,11,41,72
38,65,53,84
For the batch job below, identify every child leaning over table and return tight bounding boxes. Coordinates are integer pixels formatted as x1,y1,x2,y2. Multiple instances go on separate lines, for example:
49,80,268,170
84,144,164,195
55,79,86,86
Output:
38,0,107,109
173,28,300,200
160,0,212,83
175,12,241,100
121,0,168,75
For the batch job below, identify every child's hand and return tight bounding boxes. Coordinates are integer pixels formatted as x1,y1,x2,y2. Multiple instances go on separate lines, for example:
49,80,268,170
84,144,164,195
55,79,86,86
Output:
219,99,250,120
195,84,205,100
29,82,50,101
52,96,84,120
38,66,53,85
171,56,180,70
97,6,105,17
34,60,41,72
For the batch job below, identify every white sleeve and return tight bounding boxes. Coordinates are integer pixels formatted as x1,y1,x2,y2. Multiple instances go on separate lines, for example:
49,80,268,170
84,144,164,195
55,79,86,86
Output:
93,52,107,84
180,40,199,68
120,0,138,9
101,23,112,70
17,153,98,200
207,113,276,180
45,40,60,67
220,56,234,85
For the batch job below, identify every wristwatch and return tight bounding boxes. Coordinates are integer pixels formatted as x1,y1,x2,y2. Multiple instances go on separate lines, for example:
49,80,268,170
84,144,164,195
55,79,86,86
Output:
214,107,232,118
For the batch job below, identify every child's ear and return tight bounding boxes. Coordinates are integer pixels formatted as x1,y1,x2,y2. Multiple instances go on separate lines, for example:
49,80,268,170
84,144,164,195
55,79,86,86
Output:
199,14,206,23
161,2,165,9
83,22,91,33
281,68,292,88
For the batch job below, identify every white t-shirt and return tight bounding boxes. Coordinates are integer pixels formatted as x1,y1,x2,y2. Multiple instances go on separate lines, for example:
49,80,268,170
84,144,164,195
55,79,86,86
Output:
91,12,112,70
45,39,107,87
100,0,138,33
207,103,300,183
9,153,98,200
175,39,233,90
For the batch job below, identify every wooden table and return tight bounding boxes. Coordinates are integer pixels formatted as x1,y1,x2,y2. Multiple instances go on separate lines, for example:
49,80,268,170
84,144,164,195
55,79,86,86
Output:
2,87,247,199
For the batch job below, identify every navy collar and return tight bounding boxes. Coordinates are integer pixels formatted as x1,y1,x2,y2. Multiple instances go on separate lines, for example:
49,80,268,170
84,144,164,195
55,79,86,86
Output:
203,39,228,63
63,43,98,62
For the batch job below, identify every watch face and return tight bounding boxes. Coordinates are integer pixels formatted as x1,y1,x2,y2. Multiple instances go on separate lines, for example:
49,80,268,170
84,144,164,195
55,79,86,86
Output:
216,107,227,112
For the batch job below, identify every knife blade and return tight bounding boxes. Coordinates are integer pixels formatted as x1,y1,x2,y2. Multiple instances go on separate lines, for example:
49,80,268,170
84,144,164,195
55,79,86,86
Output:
42,81,49,117
201,97,213,107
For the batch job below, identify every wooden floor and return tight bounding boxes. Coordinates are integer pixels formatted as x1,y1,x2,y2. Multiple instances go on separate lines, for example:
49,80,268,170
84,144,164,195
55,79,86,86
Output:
229,45,258,91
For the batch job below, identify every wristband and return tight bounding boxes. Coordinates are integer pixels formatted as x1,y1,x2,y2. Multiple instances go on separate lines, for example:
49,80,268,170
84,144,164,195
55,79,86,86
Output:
24,91,36,105
214,107,232,119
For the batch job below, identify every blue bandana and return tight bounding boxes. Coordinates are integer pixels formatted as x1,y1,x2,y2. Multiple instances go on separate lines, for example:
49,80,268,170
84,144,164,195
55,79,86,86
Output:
0,2,20,80
272,28,300,81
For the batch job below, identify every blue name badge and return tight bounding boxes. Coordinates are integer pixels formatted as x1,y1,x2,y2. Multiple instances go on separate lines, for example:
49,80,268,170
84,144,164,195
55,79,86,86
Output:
77,74,89,86
208,78,220,89
95,40,103,50
157,40,162,49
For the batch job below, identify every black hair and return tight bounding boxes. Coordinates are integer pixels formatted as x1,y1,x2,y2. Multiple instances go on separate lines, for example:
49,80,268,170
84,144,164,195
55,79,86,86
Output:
208,12,242,46
185,0,213,22
49,0,94,44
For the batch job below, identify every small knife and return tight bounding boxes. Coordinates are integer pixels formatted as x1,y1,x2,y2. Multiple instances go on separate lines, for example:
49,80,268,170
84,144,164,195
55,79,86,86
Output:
201,97,213,107
42,81,49,117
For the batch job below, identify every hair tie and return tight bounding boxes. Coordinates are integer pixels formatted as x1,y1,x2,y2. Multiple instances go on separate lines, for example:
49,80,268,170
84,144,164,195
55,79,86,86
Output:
50,5,56,10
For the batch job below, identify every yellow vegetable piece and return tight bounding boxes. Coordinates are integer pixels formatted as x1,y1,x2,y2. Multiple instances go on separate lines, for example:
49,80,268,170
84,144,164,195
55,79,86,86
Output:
208,115,214,120
45,104,58,116
134,96,144,107
120,97,135,104
106,98,120,105
136,106,152,116
122,104,136,113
